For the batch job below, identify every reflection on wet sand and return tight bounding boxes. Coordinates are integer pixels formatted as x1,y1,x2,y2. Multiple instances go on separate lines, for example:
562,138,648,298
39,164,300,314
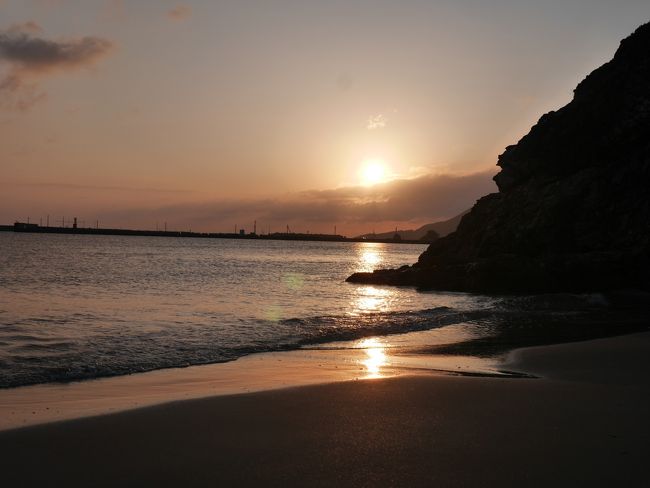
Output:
357,338,389,378
320,323,517,382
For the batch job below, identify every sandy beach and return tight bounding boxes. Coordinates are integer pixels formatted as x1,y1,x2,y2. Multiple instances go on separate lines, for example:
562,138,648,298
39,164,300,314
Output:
1,331,648,487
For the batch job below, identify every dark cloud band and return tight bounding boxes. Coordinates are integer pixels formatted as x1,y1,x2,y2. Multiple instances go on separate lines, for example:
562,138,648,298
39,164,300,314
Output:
103,170,496,233
0,31,112,70
0,28,113,111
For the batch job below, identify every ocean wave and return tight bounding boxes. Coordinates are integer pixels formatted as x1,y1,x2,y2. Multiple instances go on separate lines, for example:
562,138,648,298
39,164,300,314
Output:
281,306,483,345
0,292,646,389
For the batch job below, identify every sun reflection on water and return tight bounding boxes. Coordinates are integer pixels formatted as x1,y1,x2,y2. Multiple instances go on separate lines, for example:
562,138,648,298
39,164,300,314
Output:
353,286,393,314
361,249,381,266
358,337,388,378
356,243,384,272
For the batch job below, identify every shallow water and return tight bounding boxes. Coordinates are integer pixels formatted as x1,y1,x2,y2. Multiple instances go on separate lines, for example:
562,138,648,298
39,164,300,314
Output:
0,232,640,388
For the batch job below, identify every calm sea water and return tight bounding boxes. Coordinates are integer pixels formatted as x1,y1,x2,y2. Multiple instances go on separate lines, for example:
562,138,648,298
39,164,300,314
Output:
0,232,633,388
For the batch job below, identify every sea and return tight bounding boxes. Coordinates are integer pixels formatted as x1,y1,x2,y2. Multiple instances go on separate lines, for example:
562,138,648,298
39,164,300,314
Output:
0,232,644,388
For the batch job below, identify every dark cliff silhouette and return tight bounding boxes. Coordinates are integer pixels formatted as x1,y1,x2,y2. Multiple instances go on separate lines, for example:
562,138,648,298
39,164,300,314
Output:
348,22,650,292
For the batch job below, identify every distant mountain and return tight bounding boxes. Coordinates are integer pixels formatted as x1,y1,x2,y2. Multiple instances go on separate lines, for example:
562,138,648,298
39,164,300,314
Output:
348,22,650,292
356,211,468,241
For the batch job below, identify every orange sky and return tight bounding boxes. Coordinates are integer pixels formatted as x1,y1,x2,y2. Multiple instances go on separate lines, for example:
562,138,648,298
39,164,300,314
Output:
1,1,649,235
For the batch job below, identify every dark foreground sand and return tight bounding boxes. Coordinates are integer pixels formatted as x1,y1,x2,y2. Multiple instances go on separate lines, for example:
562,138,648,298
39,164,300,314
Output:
2,332,649,487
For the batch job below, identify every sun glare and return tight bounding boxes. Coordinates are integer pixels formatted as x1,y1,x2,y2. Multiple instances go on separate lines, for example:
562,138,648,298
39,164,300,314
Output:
360,159,387,186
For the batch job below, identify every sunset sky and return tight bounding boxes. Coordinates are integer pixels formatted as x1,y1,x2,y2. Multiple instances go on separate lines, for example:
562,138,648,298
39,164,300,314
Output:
2,0,649,235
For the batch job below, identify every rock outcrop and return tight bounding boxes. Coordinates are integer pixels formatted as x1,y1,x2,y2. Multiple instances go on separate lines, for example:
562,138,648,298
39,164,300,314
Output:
347,23,650,293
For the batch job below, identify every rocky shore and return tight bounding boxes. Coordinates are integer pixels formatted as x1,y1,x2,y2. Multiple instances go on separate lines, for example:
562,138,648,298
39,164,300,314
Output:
348,22,650,293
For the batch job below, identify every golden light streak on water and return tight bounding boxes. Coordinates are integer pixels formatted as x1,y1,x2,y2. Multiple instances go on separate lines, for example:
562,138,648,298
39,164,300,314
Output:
357,337,388,378
351,286,393,314
356,242,385,272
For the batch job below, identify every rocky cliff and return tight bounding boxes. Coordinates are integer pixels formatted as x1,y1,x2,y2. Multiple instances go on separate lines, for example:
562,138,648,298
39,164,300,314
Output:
348,22,650,293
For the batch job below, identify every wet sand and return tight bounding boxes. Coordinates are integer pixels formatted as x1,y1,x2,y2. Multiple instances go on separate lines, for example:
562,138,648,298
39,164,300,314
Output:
1,332,649,487
0,326,500,431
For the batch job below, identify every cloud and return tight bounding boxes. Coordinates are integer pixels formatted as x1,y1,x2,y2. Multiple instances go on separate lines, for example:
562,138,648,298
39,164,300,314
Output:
7,22,43,34
0,31,112,70
0,29,113,111
102,170,497,234
167,5,192,21
0,74,47,110
367,114,387,130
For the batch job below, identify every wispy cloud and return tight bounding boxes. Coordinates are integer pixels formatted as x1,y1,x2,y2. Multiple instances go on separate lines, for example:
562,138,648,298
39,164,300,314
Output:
0,74,47,111
167,5,192,22
367,114,387,130
0,27,113,111
7,22,43,34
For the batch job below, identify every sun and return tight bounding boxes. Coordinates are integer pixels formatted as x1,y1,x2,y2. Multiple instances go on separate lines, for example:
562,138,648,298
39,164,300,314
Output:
360,159,387,186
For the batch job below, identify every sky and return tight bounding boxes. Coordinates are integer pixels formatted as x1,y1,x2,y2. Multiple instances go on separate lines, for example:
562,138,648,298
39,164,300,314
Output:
1,1,649,235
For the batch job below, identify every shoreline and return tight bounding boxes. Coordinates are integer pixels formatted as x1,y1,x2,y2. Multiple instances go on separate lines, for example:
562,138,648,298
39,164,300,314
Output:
0,326,507,431
1,330,649,486
0,326,646,432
